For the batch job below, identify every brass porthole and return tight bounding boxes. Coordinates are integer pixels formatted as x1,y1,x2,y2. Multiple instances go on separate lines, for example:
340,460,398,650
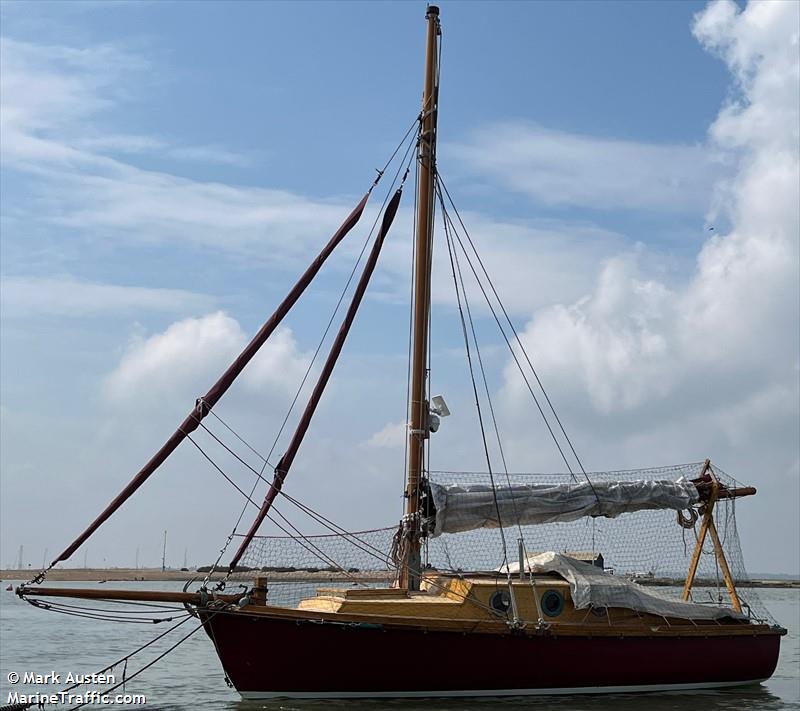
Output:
489,589,511,614
541,589,565,617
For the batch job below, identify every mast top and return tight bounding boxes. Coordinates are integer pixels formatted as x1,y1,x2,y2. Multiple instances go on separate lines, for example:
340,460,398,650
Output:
427,5,439,16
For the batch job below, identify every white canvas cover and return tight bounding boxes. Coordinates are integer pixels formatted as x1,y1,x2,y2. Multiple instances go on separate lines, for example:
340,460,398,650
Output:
429,479,699,536
500,552,741,620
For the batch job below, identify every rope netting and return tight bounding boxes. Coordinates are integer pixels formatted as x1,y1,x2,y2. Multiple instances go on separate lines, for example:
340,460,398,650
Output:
426,462,775,624
227,527,396,606
224,461,775,624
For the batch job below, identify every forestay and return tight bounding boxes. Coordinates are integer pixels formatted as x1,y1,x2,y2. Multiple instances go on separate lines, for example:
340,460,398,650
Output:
428,479,699,536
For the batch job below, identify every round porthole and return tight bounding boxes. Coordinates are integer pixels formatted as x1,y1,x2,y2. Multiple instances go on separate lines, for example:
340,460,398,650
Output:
541,589,565,617
489,589,511,614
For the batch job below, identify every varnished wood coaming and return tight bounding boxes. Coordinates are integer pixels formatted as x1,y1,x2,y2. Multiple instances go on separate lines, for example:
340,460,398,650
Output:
216,576,781,639
210,602,778,638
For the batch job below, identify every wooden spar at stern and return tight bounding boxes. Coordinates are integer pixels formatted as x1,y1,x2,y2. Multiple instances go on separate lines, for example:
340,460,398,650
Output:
49,192,374,570
401,4,440,592
683,460,743,613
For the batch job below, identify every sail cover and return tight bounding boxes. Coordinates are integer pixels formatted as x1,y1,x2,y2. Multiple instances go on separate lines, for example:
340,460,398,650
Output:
428,479,699,536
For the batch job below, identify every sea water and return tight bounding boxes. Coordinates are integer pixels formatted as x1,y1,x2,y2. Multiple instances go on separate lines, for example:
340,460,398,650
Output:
1,581,797,710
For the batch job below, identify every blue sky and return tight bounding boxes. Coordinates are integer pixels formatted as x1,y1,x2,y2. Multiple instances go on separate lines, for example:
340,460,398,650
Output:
1,1,798,575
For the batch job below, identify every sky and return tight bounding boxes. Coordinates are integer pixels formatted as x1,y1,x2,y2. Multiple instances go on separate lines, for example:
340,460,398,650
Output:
0,0,798,576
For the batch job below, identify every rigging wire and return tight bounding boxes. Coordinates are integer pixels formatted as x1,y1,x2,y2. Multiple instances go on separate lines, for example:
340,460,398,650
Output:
196,118,421,584
185,138,420,586
434,172,607,517
63,616,213,711
184,431,261,508
267,506,374,584
188,427,383,583
437,188,541,612
182,411,383,582
23,600,190,625
10,612,197,711
26,599,185,615
260,116,420,475
180,412,502,616
441,218,529,624
200,457,498,614
206,407,276,470
441,194,513,584
444,231,578,479
184,404,396,568
401,117,420,522
436,174,592,484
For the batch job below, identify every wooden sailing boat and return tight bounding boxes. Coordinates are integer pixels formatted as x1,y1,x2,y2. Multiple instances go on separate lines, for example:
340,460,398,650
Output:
18,6,785,699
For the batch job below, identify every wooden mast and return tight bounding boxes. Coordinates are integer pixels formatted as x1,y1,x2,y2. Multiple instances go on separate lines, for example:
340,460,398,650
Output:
401,5,440,591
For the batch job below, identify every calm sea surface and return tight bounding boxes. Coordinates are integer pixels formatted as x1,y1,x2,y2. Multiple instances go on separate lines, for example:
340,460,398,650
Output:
1,581,797,710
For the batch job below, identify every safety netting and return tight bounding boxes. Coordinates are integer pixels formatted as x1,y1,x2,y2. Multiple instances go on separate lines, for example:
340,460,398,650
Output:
225,461,775,625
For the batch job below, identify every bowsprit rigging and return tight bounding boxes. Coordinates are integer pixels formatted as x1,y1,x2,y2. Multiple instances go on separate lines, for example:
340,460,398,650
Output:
15,4,784,703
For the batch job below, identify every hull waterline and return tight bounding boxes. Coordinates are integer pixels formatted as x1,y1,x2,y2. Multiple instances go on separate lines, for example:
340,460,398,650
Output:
201,609,782,699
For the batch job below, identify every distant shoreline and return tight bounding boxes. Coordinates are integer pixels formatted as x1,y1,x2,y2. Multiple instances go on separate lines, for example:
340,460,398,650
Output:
0,568,393,583
1,568,798,587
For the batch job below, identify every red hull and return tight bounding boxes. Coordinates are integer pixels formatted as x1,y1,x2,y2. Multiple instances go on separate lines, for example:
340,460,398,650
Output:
202,610,782,698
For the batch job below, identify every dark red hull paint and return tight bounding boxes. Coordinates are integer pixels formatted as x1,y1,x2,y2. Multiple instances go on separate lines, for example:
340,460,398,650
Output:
202,611,782,697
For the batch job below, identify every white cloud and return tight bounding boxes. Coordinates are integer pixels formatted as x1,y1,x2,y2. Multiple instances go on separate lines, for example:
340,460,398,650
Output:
104,311,311,405
165,145,251,167
0,36,249,171
0,276,212,318
449,122,721,211
686,0,800,363
0,33,632,315
502,0,798,413
76,134,168,154
363,420,406,449
497,0,798,571
0,36,385,264
73,135,251,167
505,252,678,414
0,37,146,130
